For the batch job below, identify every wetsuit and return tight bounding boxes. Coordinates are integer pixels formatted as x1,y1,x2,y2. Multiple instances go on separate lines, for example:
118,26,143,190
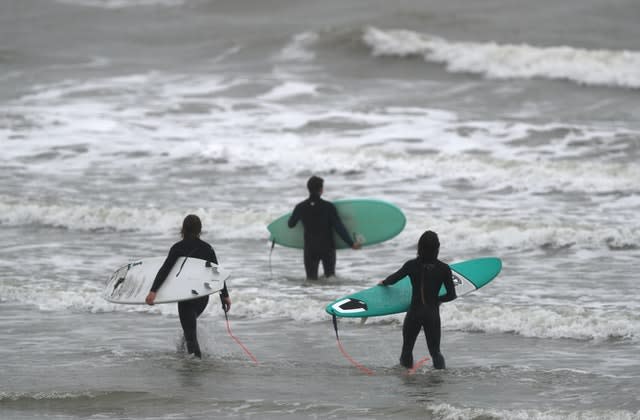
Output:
151,237,228,358
382,258,456,369
288,194,354,279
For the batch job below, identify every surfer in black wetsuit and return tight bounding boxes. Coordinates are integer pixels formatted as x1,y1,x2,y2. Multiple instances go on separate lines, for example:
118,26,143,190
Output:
288,175,361,280
145,214,231,358
378,230,456,369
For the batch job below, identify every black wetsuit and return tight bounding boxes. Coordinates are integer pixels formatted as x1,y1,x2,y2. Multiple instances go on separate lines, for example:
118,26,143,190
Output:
382,258,456,369
288,194,354,279
151,237,228,358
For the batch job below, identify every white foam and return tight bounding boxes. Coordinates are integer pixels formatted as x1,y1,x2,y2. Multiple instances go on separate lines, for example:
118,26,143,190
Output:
0,192,637,252
5,270,636,343
4,71,638,254
428,403,640,420
275,32,319,63
8,72,639,183
259,81,319,100
331,301,639,343
363,27,640,89
0,390,102,401
54,0,183,8
442,302,639,342
0,196,276,241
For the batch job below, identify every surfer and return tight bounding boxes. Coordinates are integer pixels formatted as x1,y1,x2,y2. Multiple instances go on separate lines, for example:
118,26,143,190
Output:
145,214,231,358
378,230,456,370
288,175,361,280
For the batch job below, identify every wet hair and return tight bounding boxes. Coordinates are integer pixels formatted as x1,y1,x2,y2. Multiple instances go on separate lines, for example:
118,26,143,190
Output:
181,214,202,239
417,230,440,262
307,175,324,195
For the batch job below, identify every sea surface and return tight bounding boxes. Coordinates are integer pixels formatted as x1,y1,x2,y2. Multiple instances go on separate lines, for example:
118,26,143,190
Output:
1,0,639,419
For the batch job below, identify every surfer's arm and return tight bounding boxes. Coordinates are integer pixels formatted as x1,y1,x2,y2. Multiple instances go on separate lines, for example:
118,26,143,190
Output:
439,267,457,303
380,262,410,286
206,244,218,265
329,204,355,247
287,204,301,228
149,247,179,293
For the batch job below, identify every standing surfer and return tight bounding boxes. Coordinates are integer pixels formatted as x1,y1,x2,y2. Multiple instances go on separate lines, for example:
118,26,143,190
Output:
288,175,361,280
145,214,231,358
378,230,456,369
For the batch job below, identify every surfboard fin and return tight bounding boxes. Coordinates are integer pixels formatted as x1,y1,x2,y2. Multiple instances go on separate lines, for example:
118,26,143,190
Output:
359,317,368,325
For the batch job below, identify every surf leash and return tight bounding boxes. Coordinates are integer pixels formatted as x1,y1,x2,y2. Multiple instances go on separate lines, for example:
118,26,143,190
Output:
220,292,259,365
268,239,275,280
405,356,430,376
331,314,374,376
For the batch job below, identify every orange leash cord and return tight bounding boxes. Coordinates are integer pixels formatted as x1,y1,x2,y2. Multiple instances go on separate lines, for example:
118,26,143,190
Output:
405,356,430,375
221,294,258,365
332,315,374,375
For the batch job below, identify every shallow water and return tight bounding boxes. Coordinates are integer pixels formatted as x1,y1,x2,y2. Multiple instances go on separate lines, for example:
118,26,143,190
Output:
1,0,639,418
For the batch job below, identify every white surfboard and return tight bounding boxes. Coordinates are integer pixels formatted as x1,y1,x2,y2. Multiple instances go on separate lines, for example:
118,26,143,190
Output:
103,257,230,304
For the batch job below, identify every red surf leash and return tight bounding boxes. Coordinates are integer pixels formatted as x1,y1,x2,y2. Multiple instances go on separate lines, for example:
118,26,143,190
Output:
331,314,431,376
332,315,374,375
405,356,430,375
220,293,259,365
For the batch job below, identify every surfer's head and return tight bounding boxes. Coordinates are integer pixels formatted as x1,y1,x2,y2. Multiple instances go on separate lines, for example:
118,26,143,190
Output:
181,214,202,239
418,230,440,262
307,175,324,196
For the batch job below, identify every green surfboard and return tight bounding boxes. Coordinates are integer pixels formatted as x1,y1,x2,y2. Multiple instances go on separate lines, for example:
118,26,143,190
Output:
267,198,406,249
326,257,502,318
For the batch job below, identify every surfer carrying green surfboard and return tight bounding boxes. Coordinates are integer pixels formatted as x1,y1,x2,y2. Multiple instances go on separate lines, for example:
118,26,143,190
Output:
288,176,361,280
378,230,456,370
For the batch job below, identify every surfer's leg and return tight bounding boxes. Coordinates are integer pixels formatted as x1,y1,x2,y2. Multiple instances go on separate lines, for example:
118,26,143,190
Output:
321,248,336,278
400,311,421,368
178,300,201,358
424,308,445,369
193,295,209,318
304,248,320,280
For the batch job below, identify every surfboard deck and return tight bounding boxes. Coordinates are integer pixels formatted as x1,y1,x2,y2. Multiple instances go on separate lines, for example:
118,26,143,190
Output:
267,198,406,249
326,257,502,317
103,257,230,304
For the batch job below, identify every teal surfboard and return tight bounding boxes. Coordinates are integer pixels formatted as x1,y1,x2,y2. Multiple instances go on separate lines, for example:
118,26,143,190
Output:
267,198,406,249
326,257,502,318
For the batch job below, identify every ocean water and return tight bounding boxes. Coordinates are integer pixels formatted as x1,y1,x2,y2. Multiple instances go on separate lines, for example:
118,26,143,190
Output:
1,0,639,419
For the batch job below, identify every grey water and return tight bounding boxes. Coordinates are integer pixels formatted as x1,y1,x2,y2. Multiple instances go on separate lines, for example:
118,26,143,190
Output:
1,0,639,418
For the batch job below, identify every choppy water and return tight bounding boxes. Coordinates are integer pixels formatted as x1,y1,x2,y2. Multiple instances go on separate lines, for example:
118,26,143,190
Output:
1,0,639,419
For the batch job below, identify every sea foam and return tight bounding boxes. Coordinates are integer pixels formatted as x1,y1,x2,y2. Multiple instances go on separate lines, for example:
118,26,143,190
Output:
363,27,640,89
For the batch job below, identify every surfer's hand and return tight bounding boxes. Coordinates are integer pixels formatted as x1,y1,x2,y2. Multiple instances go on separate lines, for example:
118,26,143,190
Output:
377,281,386,286
352,241,362,250
145,292,156,305
222,296,231,312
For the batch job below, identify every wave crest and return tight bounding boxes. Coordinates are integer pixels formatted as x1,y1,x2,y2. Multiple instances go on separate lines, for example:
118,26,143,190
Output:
363,27,640,89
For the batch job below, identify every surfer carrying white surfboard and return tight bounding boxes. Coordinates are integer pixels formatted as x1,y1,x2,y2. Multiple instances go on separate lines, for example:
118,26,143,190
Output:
145,214,231,358
288,176,361,280
378,230,456,370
